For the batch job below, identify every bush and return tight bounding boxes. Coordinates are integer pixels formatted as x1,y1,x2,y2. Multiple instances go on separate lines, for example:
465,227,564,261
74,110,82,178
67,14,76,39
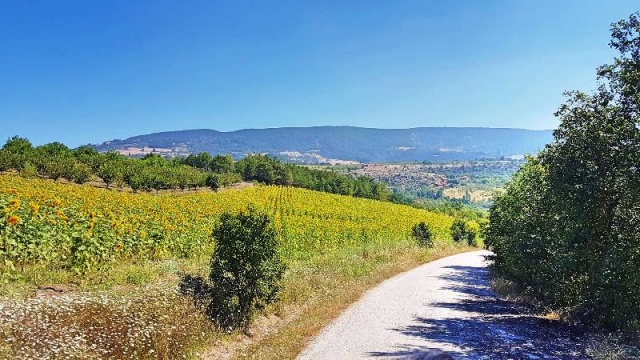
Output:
450,218,466,243
464,220,480,246
411,222,434,248
450,218,478,246
207,207,285,331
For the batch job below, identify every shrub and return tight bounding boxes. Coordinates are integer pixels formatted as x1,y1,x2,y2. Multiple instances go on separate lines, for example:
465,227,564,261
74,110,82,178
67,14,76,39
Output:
451,218,478,246
464,220,480,246
411,222,434,248
450,218,466,243
207,207,285,331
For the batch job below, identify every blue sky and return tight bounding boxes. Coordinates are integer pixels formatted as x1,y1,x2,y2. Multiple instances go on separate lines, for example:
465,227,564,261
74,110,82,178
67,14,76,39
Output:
1,1,638,146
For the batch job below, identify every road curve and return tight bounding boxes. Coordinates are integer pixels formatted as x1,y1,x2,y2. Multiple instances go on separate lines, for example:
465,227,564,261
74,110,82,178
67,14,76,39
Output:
298,250,590,360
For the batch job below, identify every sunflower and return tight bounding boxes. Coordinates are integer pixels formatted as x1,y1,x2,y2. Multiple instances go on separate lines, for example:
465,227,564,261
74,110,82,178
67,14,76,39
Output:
30,203,40,215
7,215,19,225
9,198,20,210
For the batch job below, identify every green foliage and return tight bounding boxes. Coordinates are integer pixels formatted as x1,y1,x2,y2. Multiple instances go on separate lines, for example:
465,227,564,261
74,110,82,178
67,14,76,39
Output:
71,162,92,184
205,174,220,191
183,152,212,170
450,219,465,243
450,218,478,246
210,154,234,173
411,222,434,248
74,145,102,172
486,12,640,331
416,199,487,221
1,136,32,170
0,136,392,202
207,208,285,331
0,150,11,172
235,154,390,201
97,161,121,188
19,163,38,178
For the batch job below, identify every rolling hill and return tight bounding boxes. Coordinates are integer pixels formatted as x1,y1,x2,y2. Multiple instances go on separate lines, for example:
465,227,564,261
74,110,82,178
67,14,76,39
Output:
91,126,553,163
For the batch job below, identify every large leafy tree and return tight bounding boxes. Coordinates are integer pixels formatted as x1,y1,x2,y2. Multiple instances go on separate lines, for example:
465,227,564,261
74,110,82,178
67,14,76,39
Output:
1,136,33,170
487,12,640,330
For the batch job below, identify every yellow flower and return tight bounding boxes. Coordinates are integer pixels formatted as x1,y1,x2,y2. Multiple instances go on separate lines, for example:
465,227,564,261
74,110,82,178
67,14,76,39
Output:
9,198,20,210
114,242,124,251
30,203,40,215
7,215,19,225
55,210,65,218
51,198,62,207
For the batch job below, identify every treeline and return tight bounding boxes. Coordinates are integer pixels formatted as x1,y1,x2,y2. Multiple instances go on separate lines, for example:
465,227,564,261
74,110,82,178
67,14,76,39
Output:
189,152,390,200
486,13,640,331
0,138,390,200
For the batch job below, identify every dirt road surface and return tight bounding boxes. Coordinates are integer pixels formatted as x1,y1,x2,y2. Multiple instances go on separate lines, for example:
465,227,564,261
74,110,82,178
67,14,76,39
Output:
298,250,590,360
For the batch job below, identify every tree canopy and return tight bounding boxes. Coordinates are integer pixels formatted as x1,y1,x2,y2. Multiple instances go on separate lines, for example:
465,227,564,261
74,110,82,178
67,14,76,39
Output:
486,12,640,330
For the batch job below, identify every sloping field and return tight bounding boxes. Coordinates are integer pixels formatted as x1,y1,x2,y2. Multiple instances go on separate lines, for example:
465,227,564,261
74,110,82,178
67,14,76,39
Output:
0,175,454,273
0,175,467,359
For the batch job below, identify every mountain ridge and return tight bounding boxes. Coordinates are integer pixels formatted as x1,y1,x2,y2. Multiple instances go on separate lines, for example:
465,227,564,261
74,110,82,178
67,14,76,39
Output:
92,126,553,163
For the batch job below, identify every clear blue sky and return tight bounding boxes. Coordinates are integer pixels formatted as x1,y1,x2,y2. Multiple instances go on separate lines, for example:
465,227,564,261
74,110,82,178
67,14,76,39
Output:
1,1,638,146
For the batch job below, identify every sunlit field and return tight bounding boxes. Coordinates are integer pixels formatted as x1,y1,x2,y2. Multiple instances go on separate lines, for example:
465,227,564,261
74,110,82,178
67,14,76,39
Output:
0,175,465,359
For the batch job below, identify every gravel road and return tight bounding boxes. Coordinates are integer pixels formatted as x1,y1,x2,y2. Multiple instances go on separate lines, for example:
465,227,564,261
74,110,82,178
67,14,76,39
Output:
298,250,591,360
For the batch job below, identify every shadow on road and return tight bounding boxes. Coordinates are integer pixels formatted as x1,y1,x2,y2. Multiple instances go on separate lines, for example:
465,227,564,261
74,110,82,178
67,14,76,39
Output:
368,263,591,360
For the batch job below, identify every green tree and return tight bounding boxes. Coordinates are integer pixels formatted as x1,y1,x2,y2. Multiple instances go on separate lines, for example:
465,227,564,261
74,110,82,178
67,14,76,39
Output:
0,150,11,172
412,222,434,248
210,154,234,173
2,136,33,170
97,161,122,189
486,12,640,330
71,162,92,184
74,145,102,172
450,219,466,243
207,208,285,331
206,174,221,191
184,152,213,170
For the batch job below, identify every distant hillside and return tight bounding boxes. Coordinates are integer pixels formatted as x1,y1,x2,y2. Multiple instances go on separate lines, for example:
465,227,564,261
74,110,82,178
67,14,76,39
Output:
92,126,553,163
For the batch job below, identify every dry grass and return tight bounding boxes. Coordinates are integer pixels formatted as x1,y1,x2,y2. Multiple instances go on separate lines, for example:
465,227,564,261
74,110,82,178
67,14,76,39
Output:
0,282,214,359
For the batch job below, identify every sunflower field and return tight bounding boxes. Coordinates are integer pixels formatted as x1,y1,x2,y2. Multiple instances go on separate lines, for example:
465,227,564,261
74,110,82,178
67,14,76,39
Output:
0,175,454,276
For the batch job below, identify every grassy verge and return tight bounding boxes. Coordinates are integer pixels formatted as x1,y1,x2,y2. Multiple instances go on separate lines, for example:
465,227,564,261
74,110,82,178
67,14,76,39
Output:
0,238,473,359
201,242,475,359
0,240,473,360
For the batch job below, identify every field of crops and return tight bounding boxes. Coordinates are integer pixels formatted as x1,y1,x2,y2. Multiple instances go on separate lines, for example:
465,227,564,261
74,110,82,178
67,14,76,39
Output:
0,175,454,276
